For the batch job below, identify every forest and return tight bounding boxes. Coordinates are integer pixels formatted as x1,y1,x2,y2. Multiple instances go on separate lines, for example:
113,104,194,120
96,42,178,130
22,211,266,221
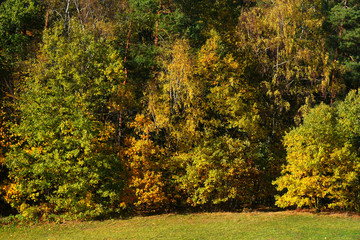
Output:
0,0,359,220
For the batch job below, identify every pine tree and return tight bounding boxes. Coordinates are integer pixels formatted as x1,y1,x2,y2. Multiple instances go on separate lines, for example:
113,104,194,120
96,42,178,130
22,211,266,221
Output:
326,0,360,89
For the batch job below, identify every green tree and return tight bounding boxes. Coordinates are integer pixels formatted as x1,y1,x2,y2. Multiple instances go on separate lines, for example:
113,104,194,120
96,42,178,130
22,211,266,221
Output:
174,0,256,47
115,0,188,96
0,0,44,150
0,0,44,216
0,0,43,65
325,0,360,89
4,20,127,219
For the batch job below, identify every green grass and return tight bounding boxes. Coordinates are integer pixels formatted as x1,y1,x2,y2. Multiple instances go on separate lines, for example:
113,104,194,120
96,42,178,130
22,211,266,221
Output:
1,211,360,239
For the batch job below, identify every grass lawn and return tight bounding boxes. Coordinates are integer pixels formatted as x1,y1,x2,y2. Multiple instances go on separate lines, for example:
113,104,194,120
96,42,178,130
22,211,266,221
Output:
1,211,360,239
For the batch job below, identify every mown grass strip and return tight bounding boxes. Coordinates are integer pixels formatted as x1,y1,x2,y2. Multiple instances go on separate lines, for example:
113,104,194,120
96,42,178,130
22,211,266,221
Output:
1,211,359,240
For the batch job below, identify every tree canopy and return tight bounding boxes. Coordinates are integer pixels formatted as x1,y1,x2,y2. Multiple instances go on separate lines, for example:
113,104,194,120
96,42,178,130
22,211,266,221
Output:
1,0,360,219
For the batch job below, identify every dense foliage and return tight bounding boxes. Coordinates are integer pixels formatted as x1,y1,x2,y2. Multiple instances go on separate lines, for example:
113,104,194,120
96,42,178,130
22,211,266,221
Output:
0,0,359,219
274,93,360,211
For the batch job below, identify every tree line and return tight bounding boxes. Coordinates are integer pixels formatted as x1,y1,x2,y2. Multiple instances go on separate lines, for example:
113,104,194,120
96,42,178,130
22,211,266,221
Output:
0,0,359,220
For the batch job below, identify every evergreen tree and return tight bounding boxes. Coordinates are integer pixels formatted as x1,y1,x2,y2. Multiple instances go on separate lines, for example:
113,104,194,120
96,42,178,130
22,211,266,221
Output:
326,0,360,89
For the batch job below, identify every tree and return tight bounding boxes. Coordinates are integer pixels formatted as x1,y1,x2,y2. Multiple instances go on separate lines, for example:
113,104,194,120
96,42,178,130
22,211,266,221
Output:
41,0,124,33
234,1,346,199
173,0,256,47
0,0,43,63
123,114,172,211
237,0,343,140
173,32,265,208
0,0,44,149
274,90,360,211
115,0,187,95
0,0,43,92
122,38,197,211
325,0,360,89
0,0,44,216
4,20,127,219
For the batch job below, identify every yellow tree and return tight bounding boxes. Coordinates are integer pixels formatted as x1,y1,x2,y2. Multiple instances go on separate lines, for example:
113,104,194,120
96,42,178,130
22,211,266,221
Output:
124,38,197,211
237,0,342,143
175,31,265,208
274,94,360,211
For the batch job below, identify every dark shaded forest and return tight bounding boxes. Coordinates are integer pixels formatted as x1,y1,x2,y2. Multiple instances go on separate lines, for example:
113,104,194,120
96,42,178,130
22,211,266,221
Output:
0,0,359,220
